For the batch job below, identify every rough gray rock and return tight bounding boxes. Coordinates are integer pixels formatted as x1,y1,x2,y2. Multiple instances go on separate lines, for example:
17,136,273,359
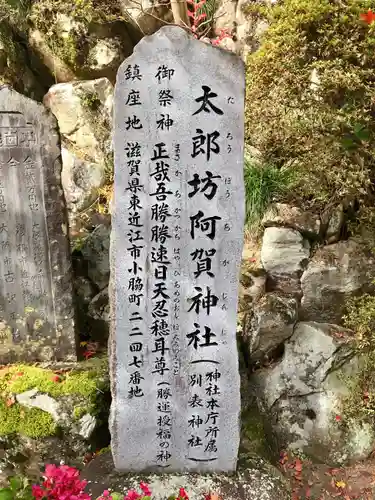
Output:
61,148,106,215
262,203,321,238
324,204,345,244
240,269,267,307
243,292,298,363
16,389,68,423
254,321,375,465
43,79,113,163
74,276,97,307
88,287,109,323
118,0,173,36
261,227,310,276
300,239,375,323
78,413,96,439
81,225,110,290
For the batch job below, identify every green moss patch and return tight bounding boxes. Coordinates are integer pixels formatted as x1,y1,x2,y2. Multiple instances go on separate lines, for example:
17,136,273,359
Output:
0,364,99,398
0,400,56,438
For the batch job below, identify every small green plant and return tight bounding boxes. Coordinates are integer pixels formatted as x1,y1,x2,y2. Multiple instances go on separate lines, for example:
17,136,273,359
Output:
81,91,102,112
341,289,375,422
343,291,375,350
244,156,293,230
0,475,33,500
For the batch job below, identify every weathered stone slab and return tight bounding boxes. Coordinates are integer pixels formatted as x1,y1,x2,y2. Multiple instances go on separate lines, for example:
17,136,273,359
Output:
110,27,245,472
0,86,76,362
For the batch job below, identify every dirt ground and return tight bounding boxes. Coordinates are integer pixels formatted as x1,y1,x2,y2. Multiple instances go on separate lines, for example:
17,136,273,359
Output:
280,451,375,499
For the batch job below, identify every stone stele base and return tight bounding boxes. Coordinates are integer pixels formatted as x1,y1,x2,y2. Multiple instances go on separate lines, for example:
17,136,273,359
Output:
82,452,290,500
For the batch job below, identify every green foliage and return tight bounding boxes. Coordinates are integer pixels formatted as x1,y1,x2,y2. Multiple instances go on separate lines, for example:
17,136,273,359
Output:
0,475,33,500
73,405,87,420
0,0,30,25
80,91,102,112
341,291,375,423
196,0,217,36
343,291,375,350
29,0,121,70
244,156,294,230
245,0,375,214
0,365,99,398
0,399,56,438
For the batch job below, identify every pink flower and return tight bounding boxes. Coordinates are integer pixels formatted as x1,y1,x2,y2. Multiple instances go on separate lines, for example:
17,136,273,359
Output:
178,488,189,500
32,485,44,499
125,490,141,500
98,491,112,500
33,464,90,499
140,483,152,496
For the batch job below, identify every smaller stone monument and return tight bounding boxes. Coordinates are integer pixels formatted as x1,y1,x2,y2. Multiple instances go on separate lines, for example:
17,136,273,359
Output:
0,86,76,362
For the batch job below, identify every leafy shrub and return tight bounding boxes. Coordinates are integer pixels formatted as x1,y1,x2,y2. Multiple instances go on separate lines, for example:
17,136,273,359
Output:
341,291,375,422
0,0,30,25
244,156,294,229
343,291,375,350
245,0,375,214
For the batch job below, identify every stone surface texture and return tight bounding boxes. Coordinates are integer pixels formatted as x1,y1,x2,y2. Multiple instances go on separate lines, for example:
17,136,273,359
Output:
118,0,173,35
110,26,245,472
300,239,375,323
0,86,76,362
254,321,375,465
243,292,297,363
88,287,110,323
261,227,310,276
81,224,111,291
83,452,290,500
262,203,321,238
61,147,106,214
43,79,113,163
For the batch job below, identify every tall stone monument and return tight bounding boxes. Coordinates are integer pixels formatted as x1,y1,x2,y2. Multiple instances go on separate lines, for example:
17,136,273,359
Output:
110,26,245,472
0,86,76,362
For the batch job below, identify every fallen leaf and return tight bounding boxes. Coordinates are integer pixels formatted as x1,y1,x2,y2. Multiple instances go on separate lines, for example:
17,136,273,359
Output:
6,396,15,407
336,480,346,489
360,9,375,24
295,459,303,472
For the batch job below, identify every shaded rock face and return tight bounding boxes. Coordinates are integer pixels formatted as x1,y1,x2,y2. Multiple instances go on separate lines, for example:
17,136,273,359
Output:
0,23,47,101
28,7,135,84
81,224,111,291
254,322,375,465
300,240,375,323
243,292,297,364
82,452,291,500
262,203,321,239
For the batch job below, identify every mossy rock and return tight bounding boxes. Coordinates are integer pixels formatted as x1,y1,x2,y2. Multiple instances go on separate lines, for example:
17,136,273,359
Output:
29,0,135,82
0,358,110,476
0,21,45,100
